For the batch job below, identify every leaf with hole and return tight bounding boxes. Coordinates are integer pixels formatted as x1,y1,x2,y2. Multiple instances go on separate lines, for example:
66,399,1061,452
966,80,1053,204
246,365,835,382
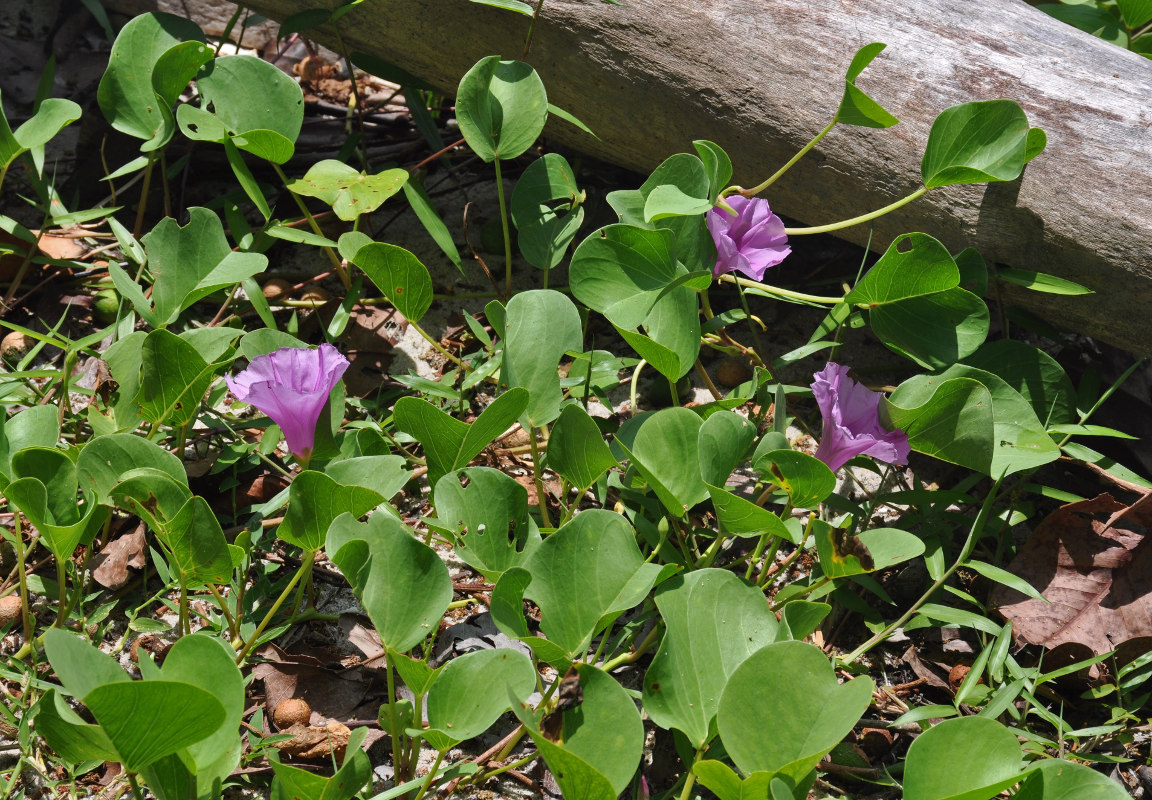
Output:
512,663,643,797
289,161,409,221
182,55,304,162
432,466,541,580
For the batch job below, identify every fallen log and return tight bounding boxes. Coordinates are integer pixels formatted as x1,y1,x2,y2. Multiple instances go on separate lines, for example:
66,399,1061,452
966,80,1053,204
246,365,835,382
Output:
237,0,1152,355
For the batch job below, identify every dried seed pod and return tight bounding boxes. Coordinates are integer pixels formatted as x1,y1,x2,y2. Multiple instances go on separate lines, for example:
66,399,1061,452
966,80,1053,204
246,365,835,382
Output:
129,634,171,665
261,278,293,300
0,594,23,626
715,357,753,388
1,331,31,364
273,697,312,729
298,286,330,305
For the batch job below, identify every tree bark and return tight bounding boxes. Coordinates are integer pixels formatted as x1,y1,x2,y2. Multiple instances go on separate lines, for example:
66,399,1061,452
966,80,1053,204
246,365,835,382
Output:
240,0,1152,355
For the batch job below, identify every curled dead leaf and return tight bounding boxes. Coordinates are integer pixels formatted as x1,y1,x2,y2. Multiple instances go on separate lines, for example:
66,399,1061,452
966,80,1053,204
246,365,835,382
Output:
274,720,351,760
993,492,1152,654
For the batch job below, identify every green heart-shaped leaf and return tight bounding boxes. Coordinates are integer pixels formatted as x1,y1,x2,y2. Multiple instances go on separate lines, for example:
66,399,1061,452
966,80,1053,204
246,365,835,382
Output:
351,241,432,322
0,405,60,487
869,287,990,369
432,466,541,580
502,289,583,428
523,509,663,658
570,224,680,330
97,12,206,149
845,233,959,307
158,634,244,773
137,329,228,427
883,377,995,474
326,512,452,653
164,496,234,587
903,716,1028,800
424,648,536,749
836,43,898,128
620,407,708,517
393,387,529,486
513,663,643,796
643,570,779,746
752,450,836,509
922,100,1036,188
1014,759,1129,800
83,680,226,772
717,641,873,783
456,56,548,162
889,366,1059,476
191,55,303,162
134,207,268,326
511,153,585,269
278,470,383,551
290,161,409,221
545,404,617,494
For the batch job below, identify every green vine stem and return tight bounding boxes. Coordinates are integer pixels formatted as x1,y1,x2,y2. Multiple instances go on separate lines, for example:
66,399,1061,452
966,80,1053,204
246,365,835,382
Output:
13,512,33,648
677,744,708,800
385,661,407,781
234,557,310,664
718,274,843,305
783,186,929,236
270,163,350,287
529,427,553,528
732,118,837,198
493,158,515,299
840,477,1003,665
521,0,547,60
412,748,447,800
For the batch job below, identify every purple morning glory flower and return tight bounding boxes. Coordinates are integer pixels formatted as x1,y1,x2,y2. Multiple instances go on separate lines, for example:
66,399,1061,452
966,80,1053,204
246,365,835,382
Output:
226,344,349,463
811,362,910,473
706,195,791,281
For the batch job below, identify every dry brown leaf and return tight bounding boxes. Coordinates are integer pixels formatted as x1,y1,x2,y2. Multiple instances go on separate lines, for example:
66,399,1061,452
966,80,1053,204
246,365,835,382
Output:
992,492,1152,654
274,721,351,760
339,613,387,668
33,231,86,261
252,643,378,724
90,524,146,589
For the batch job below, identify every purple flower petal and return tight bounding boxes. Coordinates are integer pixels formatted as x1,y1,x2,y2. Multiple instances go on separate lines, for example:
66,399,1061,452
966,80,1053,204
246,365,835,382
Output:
226,344,349,461
811,362,910,473
706,196,791,281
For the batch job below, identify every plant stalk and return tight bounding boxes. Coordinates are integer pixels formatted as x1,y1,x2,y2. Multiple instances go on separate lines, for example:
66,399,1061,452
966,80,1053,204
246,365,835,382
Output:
736,118,837,197
493,158,514,299
234,557,310,663
783,186,929,235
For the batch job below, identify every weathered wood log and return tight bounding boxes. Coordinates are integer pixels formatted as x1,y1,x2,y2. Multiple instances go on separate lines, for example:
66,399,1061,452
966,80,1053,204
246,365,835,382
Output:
239,0,1152,355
